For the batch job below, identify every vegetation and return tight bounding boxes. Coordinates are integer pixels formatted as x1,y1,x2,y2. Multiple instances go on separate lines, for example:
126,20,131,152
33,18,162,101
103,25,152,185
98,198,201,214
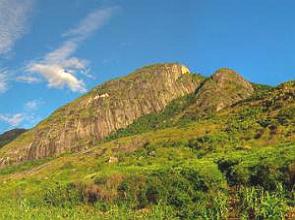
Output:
0,68,294,219
0,141,293,219
105,93,197,140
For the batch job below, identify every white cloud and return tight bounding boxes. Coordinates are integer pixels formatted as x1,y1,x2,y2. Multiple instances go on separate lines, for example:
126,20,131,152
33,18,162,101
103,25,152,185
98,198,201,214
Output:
63,7,115,39
0,113,24,127
0,0,34,55
25,99,42,111
16,75,40,84
0,99,44,129
26,7,117,93
28,64,86,92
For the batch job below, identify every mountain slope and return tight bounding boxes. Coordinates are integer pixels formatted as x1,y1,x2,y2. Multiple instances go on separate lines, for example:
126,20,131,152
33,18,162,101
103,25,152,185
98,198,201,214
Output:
0,129,27,148
0,63,202,166
108,79,294,148
183,68,254,115
0,65,293,219
106,68,257,139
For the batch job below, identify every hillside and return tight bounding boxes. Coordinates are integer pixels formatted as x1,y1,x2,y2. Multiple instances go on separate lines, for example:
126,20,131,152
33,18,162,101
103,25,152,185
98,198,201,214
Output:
0,129,27,148
0,64,294,219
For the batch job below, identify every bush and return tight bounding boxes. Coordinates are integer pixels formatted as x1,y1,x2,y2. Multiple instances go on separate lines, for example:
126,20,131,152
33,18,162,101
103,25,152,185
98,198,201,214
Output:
117,175,148,208
117,166,227,219
44,182,82,207
217,145,295,191
249,165,281,191
187,134,236,155
277,106,295,120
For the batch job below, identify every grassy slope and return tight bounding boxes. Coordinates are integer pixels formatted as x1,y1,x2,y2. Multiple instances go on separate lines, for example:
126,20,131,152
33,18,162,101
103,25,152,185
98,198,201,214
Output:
0,81,294,219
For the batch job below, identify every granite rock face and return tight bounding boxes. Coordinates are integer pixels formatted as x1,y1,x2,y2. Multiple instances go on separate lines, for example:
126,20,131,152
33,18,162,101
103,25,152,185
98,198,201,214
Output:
0,63,202,166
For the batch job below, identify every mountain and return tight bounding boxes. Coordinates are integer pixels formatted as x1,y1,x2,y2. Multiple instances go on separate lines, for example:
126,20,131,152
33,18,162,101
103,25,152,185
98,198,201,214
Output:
0,129,27,148
0,64,260,167
0,63,203,166
0,63,294,219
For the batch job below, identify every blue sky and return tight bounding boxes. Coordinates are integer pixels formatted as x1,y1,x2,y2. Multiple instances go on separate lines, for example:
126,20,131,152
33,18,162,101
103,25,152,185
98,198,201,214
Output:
0,0,294,133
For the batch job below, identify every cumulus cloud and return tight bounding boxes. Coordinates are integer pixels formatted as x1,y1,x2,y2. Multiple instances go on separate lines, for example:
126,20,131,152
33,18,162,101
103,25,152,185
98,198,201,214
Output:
26,7,117,93
0,0,34,55
28,63,86,92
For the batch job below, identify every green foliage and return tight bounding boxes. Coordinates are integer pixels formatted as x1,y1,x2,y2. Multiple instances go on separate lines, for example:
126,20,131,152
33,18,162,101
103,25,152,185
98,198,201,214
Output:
225,107,262,134
277,105,295,124
106,94,196,140
0,159,50,176
216,144,295,189
187,133,239,156
0,144,293,219
117,165,227,219
238,185,289,219
44,182,82,207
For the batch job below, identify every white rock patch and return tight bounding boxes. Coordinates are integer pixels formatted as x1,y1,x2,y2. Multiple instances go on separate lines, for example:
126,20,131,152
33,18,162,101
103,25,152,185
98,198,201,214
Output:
94,93,110,100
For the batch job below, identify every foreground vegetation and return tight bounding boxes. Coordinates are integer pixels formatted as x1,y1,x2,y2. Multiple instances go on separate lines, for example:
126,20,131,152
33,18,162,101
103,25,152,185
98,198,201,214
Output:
0,139,293,219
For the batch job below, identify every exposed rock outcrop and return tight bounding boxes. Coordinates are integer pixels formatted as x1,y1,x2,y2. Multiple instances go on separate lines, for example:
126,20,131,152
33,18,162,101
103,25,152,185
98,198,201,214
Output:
0,63,202,166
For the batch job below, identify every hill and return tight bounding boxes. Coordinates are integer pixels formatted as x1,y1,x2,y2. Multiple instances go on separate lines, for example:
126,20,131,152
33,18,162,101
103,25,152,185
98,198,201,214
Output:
0,64,293,219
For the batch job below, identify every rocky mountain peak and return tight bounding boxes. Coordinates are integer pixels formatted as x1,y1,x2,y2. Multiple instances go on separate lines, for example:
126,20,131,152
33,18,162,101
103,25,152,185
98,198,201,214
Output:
127,63,191,79
212,68,253,89
202,68,254,111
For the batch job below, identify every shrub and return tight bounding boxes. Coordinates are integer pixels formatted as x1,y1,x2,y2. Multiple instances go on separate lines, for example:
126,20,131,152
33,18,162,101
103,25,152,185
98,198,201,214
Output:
257,119,273,128
117,165,227,219
249,165,281,191
277,106,295,121
188,134,236,155
44,182,82,207
117,175,148,208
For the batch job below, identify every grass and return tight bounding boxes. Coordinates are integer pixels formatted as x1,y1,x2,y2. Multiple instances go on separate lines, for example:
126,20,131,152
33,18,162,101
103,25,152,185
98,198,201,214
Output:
0,138,293,219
